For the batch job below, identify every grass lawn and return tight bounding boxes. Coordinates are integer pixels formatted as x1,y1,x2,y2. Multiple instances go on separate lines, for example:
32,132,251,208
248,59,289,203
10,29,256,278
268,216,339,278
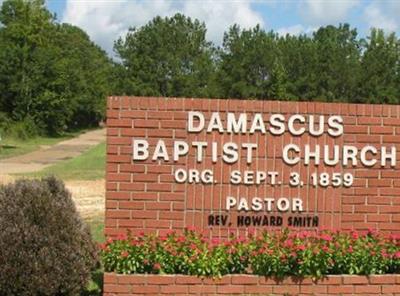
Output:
26,142,106,181
87,215,105,243
0,133,79,160
84,216,105,296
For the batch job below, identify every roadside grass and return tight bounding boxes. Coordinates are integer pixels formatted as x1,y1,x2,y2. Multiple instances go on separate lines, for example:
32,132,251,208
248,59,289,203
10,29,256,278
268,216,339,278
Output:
26,142,106,181
87,215,105,243
84,216,105,296
0,133,78,160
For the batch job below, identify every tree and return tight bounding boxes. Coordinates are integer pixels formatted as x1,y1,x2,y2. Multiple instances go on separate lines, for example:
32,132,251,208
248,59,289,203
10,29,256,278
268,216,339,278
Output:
269,60,289,99
49,23,112,129
114,13,217,98
312,24,361,102
217,23,367,102
0,0,112,135
2,3,400,129
0,0,54,118
277,34,319,100
217,25,280,99
359,29,400,104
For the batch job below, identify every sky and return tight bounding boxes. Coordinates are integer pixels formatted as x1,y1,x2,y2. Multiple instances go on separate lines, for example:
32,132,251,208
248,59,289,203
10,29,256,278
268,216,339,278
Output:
42,0,400,56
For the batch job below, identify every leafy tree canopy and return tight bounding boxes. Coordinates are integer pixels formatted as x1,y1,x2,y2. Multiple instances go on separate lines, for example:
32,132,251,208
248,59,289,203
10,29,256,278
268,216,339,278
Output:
114,13,217,98
0,0,112,135
2,3,400,138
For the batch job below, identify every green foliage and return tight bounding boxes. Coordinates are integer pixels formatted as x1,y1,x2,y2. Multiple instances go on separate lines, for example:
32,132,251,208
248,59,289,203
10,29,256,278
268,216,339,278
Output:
0,177,98,295
0,112,12,134
269,60,289,100
88,216,105,243
312,24,361,102
101,228,400,278
217,25,280,99
217,24,365,101
2,1,400,137
0,112,40,140
114,13,217,97
358,29,400,104
4,116,39,139
0,0,112,135
113,20,398,104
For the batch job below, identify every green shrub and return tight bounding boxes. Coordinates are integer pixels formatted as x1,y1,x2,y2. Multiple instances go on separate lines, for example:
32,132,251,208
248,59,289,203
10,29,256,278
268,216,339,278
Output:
0,177,98,295
0,115,41,140
0,112,12,132
101,228,400,278
7,117,41,139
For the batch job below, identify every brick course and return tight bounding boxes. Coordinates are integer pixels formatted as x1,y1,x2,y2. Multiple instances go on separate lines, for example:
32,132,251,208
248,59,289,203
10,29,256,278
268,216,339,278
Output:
103,273,400,295
106,97,400,238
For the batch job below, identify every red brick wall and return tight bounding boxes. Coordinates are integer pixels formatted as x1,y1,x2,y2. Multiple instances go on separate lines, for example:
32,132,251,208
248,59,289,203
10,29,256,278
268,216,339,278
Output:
103,273,400,295
106,96,400,238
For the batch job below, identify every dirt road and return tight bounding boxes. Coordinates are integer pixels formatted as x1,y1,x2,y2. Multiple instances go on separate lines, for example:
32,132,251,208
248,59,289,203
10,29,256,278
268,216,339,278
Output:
0,128,105,174
0,129,106,219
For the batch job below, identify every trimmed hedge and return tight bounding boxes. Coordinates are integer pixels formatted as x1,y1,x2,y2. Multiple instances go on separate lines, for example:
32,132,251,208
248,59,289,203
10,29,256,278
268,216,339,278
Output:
0,177,98,295
102,228,400,278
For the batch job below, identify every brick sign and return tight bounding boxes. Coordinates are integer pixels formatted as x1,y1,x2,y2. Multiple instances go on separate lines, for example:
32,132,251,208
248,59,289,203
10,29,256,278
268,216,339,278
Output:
105,97,400,238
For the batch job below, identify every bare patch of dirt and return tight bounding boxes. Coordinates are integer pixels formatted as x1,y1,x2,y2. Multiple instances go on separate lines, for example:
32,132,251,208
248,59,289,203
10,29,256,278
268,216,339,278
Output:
0,174,16,185
66,179,105,219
